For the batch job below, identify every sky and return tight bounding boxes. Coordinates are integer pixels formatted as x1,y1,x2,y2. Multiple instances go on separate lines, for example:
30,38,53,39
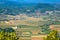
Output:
1,0,60,3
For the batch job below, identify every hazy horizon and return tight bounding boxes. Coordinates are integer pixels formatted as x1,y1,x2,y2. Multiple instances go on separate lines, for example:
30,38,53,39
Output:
0,0,60,4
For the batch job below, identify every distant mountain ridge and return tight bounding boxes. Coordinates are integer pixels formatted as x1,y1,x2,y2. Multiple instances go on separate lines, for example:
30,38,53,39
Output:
0,1,60,16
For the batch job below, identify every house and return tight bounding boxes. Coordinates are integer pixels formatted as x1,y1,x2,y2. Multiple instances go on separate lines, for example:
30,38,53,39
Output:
12,26,17,29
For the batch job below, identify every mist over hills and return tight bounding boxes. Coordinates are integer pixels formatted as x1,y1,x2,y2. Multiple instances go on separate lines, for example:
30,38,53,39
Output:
0,1,60,16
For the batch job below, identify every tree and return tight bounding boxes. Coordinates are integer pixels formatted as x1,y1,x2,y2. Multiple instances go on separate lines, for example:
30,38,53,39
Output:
44,30,60,40
4,32,19,40
0,28,4,40
0,28,19,40
4,28,19,40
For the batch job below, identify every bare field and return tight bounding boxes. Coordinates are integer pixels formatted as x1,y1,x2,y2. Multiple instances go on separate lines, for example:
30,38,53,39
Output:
0,20,40,27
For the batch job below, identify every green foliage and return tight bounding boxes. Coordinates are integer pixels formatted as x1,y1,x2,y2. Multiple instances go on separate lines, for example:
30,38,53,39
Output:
0,31,4,40
4,32,19,40
44,30,60,40
0,28,19,40
40,24,51,34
